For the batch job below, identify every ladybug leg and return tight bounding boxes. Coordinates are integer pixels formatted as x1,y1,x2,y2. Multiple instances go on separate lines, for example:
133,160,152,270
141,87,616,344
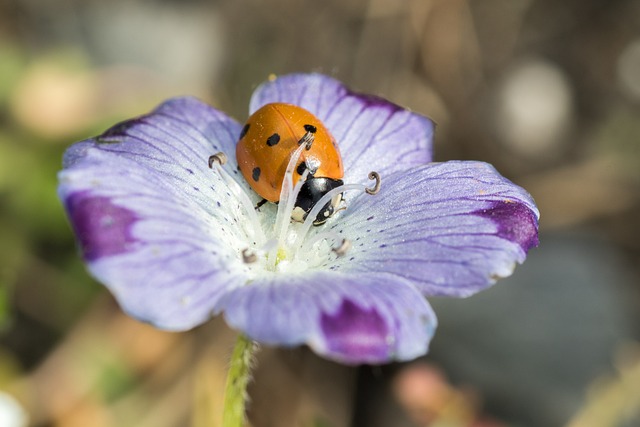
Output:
255,198,268,210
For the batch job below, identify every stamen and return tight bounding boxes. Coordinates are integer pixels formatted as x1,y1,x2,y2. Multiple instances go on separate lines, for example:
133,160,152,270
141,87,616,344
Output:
273,142,308,235
208,152,227,167
365,171,381,195
293,184,360,249
242,248,257,263
332,239,351,257
268,141,311,267
298,131,315,150
279,169,309,241
293,171,382,251
208,152,265,244
299,230,344,255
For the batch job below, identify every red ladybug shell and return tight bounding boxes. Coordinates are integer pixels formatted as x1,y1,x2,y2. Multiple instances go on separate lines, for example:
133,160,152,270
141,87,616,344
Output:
236,103,344,202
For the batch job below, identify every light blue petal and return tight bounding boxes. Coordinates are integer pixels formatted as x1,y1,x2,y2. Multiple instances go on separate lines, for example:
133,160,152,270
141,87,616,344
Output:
326,161,539,297
59,97,253,330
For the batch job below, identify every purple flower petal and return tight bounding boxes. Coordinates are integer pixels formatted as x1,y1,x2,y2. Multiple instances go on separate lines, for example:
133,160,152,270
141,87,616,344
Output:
65,97,242,171
249,73,435,185
215,272,436,364
59,97,254,330
320,300,390,362
474,200,540,253
327,161,539,297
65,192,139,261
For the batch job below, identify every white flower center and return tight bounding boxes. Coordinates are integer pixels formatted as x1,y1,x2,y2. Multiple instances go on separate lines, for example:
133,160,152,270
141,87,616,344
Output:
209,139,380,277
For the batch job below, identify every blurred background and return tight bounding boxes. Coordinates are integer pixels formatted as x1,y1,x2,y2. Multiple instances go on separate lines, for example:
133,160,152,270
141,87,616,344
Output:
1,0,639,426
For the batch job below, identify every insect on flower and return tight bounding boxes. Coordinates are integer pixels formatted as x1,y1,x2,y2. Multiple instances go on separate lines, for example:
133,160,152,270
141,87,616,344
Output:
235,102,351,226
58,73,539,364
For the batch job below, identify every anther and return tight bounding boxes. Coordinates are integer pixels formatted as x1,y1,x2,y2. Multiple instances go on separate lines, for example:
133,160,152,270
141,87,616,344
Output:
208,152,227,168
297,131,315,150
242,248,257,263
365,171,381,195
332,239,351,257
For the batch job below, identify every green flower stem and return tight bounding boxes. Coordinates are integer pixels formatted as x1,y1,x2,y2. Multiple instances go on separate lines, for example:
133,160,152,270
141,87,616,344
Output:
223,334,257,427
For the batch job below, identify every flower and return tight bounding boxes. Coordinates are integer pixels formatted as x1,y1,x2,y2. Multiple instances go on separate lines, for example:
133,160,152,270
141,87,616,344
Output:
58,73,539,364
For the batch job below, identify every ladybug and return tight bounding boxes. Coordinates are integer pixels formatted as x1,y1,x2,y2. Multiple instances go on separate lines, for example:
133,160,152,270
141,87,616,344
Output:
236,103,344,225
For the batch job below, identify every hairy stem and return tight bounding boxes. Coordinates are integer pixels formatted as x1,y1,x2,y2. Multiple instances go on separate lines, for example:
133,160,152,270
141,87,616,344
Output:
222,334,257,427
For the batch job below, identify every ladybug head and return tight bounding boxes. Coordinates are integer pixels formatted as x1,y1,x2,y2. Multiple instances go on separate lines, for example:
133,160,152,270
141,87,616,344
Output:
292,177,344,226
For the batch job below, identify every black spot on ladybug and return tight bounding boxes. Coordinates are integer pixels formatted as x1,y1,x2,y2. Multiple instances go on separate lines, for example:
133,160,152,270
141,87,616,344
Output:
297,160,318,176
304,124,317,133
240,123,250,139
252,167,261,181
266,133,280,146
